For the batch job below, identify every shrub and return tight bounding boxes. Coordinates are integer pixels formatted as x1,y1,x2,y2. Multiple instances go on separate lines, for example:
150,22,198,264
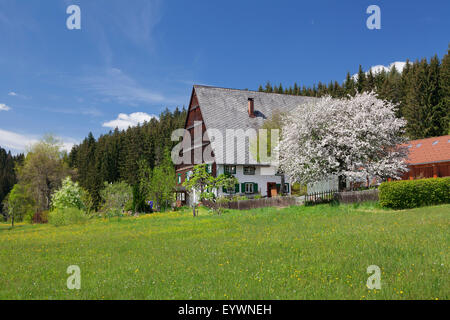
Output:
232,195,248,201
379,177,450,209
51,177,85,211
213,197,230,215
292,183,307,196
48,208,89,226
100,181,132,217
32,211,49,224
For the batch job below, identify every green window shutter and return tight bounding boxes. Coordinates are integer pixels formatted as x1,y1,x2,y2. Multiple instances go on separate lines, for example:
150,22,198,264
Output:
276,184,281,192
235,184,240,193
285,183,290,193
253,183,258,194
241,183,245,193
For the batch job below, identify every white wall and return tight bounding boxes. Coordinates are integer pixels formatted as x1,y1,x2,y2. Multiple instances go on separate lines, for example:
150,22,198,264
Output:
307,176,339,193
217,164,290,197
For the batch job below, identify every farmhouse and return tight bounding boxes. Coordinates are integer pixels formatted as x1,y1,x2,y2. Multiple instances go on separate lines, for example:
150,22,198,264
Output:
401,135,450,180
175,85,316,206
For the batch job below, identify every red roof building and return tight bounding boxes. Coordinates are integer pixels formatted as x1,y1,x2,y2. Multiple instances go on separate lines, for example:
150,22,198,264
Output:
401,135,450,180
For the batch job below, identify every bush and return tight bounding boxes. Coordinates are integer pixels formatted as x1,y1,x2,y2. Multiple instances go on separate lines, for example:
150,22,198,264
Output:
379,177,450,209
51,177,85,211
48,208,89,226
100,181,132,216
32,211,49,224
232,195,248,201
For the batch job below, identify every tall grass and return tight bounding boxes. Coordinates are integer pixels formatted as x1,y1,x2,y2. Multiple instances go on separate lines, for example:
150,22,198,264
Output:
0,203,448,300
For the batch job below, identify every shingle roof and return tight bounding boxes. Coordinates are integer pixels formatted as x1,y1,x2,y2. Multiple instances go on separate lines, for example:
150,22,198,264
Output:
194,85,317,165
404,135,450,165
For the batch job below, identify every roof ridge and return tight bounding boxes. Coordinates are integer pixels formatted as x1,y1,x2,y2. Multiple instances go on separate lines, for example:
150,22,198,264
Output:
407,134,450,144
193,84,318,98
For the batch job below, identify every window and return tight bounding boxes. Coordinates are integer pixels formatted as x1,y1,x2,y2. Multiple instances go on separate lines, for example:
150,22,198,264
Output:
416,143,422,148
177,174,181,184
186,171,192,181
432,141,439,145
407,144,412,149
177,193,185,201
206,164,212,173
283,183,290,193
245,183,254,194
243,166,256,175
223,184,239,194
224,165,236,174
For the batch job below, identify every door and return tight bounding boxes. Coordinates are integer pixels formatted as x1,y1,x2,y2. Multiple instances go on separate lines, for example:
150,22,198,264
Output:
267,182,277,198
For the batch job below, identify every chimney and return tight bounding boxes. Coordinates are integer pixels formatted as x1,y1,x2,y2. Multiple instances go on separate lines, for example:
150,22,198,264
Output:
248,98,255,118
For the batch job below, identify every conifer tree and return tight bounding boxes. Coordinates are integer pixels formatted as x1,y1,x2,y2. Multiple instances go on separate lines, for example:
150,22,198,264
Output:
438,46,450,134
356,65,366,93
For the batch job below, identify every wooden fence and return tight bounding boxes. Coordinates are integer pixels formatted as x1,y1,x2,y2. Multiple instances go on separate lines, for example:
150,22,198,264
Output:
202,196,302,211
202,189,379,211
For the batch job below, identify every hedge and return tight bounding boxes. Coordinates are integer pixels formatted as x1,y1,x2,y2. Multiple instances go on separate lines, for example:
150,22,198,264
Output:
379,177,450,209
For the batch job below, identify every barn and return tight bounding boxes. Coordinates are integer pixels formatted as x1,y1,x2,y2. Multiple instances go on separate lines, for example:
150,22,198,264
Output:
401,135,450,180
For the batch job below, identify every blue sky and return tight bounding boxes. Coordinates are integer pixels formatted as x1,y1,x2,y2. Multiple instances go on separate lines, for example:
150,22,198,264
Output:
0,0,449,153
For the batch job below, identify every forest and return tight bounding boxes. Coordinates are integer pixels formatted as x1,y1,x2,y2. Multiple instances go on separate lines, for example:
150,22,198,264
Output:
259,47,449,140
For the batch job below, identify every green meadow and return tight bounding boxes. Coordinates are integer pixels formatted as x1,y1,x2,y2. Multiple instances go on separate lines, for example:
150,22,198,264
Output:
0,203,448,300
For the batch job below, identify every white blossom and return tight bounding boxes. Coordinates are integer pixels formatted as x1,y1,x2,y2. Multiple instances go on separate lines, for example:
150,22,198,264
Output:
278,92,408,185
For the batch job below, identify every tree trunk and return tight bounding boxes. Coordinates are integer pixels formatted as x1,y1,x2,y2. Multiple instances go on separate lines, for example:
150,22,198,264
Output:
338,175,346,192
280,174,286,196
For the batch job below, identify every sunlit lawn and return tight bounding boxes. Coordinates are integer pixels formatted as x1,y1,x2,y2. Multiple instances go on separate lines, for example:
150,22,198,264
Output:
0,203,448,300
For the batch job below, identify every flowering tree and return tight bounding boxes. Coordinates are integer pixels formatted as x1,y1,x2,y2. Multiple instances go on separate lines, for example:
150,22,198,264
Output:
278,92,408,189
51,177,85,211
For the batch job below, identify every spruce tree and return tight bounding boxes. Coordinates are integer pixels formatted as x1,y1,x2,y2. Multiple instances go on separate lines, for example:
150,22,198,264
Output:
356,65,366,93
438,46,450,134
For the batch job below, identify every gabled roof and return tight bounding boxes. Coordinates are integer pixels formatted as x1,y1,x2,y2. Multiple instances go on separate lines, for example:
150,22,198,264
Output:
404,135,450,165
193,85,316,165
194,85,315,132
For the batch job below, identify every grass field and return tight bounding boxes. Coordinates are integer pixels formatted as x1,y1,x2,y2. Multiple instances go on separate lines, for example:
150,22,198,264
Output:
0,203,448,300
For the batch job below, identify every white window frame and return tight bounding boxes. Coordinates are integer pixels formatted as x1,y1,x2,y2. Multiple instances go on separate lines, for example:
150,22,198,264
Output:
245,183,254,194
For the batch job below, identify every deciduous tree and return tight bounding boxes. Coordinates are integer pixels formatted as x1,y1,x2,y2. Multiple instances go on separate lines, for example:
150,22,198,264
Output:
279,93,408,189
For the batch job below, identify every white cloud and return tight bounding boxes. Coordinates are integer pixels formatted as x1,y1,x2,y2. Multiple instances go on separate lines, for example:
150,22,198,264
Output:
7,91,29,99
0,103,11,111
0,129,77,154
0,129,38,152
83,68,166,105
103,112,158,130
352,61,407,80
